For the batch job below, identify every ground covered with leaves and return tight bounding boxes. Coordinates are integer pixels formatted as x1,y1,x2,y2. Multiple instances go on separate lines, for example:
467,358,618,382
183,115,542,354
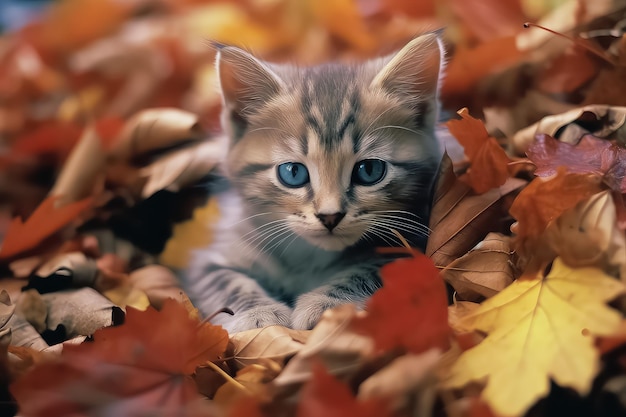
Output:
3,0,626,416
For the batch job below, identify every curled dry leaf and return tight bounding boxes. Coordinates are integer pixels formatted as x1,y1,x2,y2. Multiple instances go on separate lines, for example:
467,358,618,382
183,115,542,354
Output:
512,105,626,155
544,191,626,279
229,325,309,369
48,125,106,206
15,289,47,333
42,287,124,337
272,304,373,389
357,349,441,416
108,108,205,161
441,233,515,302
443,258,626,417
139,135,227,198
128,264,189,309
509,169,604,268
427,153,525,268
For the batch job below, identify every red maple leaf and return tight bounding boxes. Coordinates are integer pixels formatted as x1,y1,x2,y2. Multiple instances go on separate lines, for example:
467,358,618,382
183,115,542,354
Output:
352,250,450,354
446,108,511,194
527,134,626,193
0,195,93,260
296,362,392,417
10,299,229,417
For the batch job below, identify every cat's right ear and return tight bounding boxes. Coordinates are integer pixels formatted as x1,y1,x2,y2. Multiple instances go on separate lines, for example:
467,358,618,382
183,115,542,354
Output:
216,45,285,138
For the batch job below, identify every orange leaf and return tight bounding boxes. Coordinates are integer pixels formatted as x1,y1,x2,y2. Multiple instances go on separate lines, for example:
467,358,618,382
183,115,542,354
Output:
296,362,392,417
446,108,511,194
352,250,450,353
0,196,93,260
10,299,228,416
442,36,522,100
509,169,604,259
94,116,125,151
11,122,82,161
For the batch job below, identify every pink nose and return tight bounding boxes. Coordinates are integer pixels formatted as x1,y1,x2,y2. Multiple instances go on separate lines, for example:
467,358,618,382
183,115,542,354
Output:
316,212,346,231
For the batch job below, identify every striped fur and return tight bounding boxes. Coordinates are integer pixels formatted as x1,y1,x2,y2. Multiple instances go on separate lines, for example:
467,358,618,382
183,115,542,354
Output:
183,33,445,332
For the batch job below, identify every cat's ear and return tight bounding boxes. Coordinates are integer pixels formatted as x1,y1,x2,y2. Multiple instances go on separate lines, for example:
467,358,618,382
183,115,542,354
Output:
370,32,445,104
216,45,285,137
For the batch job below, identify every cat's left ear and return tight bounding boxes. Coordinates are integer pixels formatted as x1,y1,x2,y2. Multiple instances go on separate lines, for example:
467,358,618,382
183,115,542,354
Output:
370,31,445,105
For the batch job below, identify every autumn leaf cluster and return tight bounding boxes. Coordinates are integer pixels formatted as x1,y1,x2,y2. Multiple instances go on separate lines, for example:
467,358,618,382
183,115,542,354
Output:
4,1,626,417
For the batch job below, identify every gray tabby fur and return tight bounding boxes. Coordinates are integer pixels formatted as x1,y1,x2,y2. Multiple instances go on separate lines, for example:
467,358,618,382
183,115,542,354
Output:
182,32,445,332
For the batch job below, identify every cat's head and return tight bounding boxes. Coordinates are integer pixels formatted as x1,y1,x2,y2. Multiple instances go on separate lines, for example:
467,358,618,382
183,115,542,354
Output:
215,33,445,252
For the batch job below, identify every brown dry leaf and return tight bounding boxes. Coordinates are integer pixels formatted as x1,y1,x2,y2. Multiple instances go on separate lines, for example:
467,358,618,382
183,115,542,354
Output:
509,170,604,268
229,325,309,369
357,349,441,416
512,105,626,155
14,289,47,333
441,233,515,301
427,154,525,268
544,191,626,279
42,287,124,337
139,136,227,198
108,108,205,161
128,264,190,309
272,304,373,390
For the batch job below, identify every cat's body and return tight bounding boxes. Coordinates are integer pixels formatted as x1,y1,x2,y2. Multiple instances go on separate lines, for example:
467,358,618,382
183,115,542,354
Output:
183,33,445,333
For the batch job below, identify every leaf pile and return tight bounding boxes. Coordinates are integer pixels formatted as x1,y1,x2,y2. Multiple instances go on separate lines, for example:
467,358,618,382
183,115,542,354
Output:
4,1,626,417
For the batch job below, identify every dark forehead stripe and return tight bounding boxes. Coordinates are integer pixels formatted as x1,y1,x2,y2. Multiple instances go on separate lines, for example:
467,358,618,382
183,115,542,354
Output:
300,65,359,152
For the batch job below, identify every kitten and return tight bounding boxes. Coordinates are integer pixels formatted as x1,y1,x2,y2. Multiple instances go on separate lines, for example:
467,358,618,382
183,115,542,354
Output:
183,32,445,333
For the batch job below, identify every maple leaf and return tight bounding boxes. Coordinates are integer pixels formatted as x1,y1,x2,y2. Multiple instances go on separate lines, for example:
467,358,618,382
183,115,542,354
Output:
446,108,511,194
0,196,93,260
509,169,604,264
443,258,626,417
10,299,228,416
352,250,450,353
527,134,626,193
296,362,392,417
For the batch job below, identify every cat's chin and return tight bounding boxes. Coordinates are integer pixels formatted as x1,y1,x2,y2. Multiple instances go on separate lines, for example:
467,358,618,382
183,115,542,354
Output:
304,233,360,252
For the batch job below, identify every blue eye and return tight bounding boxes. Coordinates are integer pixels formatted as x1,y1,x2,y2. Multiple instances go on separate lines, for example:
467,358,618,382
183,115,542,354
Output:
277,162,310,187
352,159,386,185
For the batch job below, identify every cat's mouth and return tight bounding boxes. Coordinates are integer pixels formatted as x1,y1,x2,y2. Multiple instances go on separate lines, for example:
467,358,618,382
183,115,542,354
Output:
304,229,363,251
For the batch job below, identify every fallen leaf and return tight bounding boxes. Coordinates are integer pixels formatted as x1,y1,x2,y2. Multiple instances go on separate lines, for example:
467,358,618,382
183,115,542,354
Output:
544,191,626,278
512,105,626,154
448,301,481,334
230,325,309,368
139,135,226,198
42,288,124,337
10,299,229,416
0,195,93,260
296,362,392,417
351,250,450,354
127,264,189,309
443,258,626,417
446,108,511,194
357,349,441,415
214,362,280,409
509,169,604,266
108,107,205,161
272,304,373,389
103,283,151,311
527,134,626,193
441,233,515,301
427,153,525,268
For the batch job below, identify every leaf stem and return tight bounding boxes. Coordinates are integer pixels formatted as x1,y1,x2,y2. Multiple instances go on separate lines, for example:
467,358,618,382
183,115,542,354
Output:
204,361,252,395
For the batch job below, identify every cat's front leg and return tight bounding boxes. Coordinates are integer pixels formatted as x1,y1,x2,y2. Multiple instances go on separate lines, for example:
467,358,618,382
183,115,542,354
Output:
291,266,381,329
192,267,292,333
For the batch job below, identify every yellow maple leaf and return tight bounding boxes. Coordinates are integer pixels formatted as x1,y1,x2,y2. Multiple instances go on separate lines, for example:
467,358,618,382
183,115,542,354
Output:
443,258,626,417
